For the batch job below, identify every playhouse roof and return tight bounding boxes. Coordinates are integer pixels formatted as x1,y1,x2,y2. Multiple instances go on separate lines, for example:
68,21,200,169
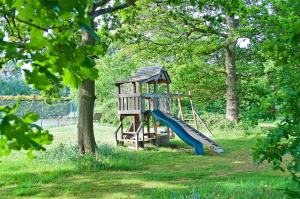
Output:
115,66,171,85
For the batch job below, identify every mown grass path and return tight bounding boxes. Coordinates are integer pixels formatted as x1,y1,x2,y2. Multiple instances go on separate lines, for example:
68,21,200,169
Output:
0,124,291,198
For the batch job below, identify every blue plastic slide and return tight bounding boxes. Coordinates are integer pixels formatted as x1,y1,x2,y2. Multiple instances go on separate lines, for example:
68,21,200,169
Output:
152,110,204,155
151,110,224,155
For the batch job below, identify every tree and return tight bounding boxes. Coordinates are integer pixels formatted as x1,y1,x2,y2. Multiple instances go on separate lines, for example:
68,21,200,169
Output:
93,54,138,124
0,0,135,155
77,1,135,154
252,0,300,195
0,63,37,95
125,0,258,121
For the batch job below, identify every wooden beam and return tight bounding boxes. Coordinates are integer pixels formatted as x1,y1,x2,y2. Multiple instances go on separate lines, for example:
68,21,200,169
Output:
118,93,140,97
177,96,184,120
118,85,121,94
189,91,198,129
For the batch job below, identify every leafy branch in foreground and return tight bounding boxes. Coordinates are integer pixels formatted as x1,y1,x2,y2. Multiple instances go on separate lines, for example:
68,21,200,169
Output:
0,102,53,157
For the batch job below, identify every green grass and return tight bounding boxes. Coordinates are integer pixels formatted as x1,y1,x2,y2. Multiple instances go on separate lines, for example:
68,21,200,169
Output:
0,124,294,198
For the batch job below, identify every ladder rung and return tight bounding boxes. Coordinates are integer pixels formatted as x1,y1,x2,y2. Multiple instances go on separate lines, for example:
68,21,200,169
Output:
123,132,136,135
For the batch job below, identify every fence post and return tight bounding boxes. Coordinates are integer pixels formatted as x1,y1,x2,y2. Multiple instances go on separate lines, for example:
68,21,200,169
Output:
40,101,44,128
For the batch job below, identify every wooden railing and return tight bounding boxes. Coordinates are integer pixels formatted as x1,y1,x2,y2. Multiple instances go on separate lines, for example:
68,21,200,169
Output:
118,94,141,114
118,93,172,114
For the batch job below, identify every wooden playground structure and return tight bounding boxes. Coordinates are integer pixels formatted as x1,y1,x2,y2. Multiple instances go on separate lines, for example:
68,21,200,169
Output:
114,66,223,154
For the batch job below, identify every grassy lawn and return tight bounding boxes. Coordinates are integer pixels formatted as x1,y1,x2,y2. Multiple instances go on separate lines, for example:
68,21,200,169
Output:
0,124,293,198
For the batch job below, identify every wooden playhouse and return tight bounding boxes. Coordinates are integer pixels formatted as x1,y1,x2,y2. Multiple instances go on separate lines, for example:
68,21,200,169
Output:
114,66,223,154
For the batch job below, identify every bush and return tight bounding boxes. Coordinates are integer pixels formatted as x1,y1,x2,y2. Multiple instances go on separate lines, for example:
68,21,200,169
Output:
95,99,118,125
200,112,250,130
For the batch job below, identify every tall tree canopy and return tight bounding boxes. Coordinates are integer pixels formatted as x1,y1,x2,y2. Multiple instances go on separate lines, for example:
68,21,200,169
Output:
123,0,262,121
253,0,300,192
0,0,135,155
117,0,300,190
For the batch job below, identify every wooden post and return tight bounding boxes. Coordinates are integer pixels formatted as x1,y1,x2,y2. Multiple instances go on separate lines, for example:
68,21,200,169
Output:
147,83,151,110
118,85,121,94
153,81,158,110
146,83,149,93
153,81,158,145
189,91,198,129
133,82,136,93
153,117,158,146
139,82,145,147
166,83,170,111
134,115,139,150
147,115,150,136
140,121,144,148
133,116,136,132
177,96,184,120
118,85,121,111
135,132,139,150
120,116,124,146
166,83,170,135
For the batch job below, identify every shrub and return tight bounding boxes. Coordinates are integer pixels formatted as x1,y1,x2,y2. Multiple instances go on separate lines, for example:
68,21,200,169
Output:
200,112,250,130
95,99,119,125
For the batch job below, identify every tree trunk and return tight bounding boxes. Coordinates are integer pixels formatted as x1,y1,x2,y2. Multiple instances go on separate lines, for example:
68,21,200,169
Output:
78,79,97,154
225,15,239,121
77,19,97,154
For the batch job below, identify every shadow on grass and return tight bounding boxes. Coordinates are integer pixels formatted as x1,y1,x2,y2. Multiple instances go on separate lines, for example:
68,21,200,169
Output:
0,135,289,198
0,168,190,198
0,164,288,198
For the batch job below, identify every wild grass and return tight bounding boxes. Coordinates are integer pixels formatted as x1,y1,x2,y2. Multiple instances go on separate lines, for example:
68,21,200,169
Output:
37,143,143,171
0,123,295,198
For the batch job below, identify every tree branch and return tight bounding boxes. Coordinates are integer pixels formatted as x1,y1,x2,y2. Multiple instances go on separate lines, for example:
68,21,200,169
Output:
94,0,111,7
93,1,135,17
0,40,25,48
15,17,49,32
181,17,228,38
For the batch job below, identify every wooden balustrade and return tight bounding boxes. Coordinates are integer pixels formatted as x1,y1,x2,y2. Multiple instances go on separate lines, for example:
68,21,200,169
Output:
118,94,142,114
118,93,171,114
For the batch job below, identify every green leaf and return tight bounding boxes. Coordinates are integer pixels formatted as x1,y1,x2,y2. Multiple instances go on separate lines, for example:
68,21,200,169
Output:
63,68,80,88
23,113,39,123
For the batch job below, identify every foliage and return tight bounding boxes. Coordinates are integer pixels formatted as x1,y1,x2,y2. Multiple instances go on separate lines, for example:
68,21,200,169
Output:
252,0,300,195
236,47,277,122
96,99,118,124
94,53,138,124
95,53,138,103
0,63,37,95
0,79,35,96
0,102,53,157
0,0,105,155
201,112,245,130
121,0,267,118
170,57,226,111
0,0,101,90
37,143,135,170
